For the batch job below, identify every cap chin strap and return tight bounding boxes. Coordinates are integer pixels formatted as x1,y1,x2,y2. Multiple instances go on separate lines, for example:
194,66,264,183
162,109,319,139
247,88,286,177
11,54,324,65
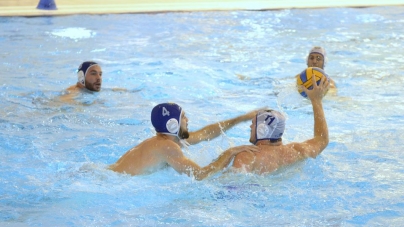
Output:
179,139,190,149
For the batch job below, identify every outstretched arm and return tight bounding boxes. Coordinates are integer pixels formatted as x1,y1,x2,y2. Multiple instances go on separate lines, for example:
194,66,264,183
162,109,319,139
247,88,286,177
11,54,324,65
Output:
294,76,329,158
186,110,259,145
166,145,259,180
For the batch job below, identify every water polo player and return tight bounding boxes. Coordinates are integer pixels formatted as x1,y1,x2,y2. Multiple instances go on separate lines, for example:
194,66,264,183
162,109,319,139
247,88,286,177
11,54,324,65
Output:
59,61,102,103
232,75,329,174
76,61,102,92
109,103,261,180
307,46,327,69
306,46,336,88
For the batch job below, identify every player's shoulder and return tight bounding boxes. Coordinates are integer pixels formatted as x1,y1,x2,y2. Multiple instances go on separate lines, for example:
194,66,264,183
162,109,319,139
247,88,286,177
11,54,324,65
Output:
282,142,306,153
149,136,182,153
234,149,256,161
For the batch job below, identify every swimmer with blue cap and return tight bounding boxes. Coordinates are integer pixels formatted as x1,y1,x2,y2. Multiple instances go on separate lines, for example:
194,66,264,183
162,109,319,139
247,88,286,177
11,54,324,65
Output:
233,74,330,175
60,61,103,103
150,103,188,139
76,61,102,92
109,103,261,180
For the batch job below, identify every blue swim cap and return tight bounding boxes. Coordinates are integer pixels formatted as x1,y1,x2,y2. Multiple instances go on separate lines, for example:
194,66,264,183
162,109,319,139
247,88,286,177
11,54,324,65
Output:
151,103,183,136
254,110,285,144
77,61,98,86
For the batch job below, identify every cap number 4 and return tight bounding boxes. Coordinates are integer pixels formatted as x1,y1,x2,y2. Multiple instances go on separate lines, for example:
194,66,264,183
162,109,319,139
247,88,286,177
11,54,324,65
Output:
162,107,170,116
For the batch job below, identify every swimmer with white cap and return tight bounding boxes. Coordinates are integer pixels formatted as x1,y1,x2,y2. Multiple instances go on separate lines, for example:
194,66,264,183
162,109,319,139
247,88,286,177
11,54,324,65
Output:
109,103,261,180
306,46,336,89
233,75,330,174
307,46,328,69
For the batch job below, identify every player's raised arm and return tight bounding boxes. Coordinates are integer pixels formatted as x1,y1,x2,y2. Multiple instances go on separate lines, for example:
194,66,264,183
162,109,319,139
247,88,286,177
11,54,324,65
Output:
295,75,329,158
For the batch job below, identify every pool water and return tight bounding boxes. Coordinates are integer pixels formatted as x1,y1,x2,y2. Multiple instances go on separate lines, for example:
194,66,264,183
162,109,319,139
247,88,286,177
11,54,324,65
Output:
1,6,404,226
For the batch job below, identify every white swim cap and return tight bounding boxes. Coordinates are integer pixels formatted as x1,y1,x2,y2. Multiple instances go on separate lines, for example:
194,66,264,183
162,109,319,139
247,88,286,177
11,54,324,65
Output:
254,110,285,144
306,46,328,68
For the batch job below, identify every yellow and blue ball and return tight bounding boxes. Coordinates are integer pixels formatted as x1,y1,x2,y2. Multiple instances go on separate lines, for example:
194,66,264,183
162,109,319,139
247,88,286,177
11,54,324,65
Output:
296,67,329,97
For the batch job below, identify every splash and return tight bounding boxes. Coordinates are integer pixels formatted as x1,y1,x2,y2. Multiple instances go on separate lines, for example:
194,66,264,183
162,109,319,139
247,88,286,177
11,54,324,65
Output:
49,27,95,40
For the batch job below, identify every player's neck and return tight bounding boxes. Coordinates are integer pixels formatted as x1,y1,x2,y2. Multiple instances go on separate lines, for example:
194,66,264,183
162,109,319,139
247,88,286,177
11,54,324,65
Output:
256,140,282,146
157,133,179,142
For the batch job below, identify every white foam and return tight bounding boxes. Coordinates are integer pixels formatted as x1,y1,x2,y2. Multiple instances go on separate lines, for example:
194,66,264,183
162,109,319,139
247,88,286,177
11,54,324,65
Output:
49,27,96,39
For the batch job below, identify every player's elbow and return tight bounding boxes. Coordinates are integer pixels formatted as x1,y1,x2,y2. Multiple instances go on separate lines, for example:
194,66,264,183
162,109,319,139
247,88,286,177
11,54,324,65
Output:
323,133,329,144
194,175,204,181
308,151,321,159
322,136,329,150
193,172,209,181
315,135,329,149
192,167,214,181
308,140,329,159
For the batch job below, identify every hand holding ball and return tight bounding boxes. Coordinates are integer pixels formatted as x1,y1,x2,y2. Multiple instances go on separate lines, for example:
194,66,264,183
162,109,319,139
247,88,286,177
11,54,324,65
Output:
297,67,329,97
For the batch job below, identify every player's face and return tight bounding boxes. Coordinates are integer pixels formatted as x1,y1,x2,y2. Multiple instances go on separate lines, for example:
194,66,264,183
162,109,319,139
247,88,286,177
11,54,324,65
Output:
178,112,189,139
85,65,102,91
307,53,324,69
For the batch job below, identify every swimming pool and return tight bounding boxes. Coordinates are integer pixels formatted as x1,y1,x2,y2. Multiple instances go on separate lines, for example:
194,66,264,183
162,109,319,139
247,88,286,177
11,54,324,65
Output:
1,6,404,226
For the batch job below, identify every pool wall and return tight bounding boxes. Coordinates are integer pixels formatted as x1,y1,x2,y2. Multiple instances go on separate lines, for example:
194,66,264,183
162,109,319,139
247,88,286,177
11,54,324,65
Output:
1,0,404,16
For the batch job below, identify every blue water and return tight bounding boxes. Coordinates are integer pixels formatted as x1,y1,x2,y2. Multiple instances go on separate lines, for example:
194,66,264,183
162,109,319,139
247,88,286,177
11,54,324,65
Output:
1,6,404,226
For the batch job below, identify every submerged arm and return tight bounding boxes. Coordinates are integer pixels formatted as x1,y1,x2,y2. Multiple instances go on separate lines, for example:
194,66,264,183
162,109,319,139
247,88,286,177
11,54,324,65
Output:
59,85,80,104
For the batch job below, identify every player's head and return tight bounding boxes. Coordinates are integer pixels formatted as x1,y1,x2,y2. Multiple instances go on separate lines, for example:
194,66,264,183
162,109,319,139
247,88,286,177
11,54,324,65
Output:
77,61,102,91
151,103,189,139
307,46,327,69
250,110,285,144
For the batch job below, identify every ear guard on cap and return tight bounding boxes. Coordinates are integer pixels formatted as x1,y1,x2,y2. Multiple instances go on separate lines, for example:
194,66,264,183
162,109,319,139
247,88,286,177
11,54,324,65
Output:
77,70,85,86
77,61,98,86
257,123,269,139
166,118,179,134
